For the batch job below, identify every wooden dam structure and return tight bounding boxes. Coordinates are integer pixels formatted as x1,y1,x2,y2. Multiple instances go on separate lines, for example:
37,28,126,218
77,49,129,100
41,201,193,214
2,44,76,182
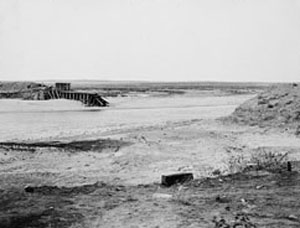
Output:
41,83,109,107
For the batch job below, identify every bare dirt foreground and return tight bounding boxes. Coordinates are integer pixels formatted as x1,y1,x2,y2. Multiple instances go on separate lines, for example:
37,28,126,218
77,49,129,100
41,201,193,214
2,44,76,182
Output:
0,90,300,227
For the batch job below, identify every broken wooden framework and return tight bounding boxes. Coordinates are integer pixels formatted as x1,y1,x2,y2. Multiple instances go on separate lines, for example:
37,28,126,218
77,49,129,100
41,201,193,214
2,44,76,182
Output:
44,88,109,107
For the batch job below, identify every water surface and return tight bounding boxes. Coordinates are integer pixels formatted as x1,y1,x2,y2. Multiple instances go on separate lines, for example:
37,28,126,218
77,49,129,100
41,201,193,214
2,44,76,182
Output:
0,94,252,141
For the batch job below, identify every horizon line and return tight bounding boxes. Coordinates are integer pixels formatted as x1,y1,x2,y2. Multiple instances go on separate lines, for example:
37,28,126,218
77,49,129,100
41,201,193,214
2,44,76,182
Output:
0,78,295,84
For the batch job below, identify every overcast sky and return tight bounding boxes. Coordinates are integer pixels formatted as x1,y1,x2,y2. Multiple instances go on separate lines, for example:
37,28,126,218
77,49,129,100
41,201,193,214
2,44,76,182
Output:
0,0,300,82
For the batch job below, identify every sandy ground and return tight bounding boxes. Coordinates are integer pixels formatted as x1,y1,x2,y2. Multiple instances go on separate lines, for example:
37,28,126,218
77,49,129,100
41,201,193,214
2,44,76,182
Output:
0,91,300,227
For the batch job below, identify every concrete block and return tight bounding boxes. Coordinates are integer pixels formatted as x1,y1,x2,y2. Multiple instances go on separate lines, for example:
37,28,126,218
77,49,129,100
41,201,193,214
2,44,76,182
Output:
161,173,193,187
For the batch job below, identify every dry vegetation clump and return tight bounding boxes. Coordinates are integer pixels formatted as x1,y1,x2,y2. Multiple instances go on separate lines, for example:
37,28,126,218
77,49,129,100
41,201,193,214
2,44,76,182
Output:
247,148,289,173
225,153,249,174
227,83,300,135
224,148,290,175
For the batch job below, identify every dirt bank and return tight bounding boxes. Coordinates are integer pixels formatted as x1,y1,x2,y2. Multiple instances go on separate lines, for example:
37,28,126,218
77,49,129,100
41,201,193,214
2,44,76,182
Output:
0,82,46,99
0,82,44,92
226,83,300,135
0,139,132,153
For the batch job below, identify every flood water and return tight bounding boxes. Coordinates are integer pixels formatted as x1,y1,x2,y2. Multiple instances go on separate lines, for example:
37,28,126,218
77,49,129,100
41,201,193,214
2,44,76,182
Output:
0,94,253,141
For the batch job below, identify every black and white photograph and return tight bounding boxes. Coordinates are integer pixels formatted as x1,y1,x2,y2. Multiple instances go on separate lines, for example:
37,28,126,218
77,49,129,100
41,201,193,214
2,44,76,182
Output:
0,0,300,227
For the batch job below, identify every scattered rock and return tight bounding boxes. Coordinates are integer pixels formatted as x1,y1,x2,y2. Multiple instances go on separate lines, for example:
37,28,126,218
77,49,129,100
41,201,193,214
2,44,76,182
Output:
240,198,248,205
115,186,125,192
255,185,264,190
287,214,298,221
152,193,172,200
233,213,256,228
212,216,230,228
216,195,230,203
212,169,221,176
24,186,35,193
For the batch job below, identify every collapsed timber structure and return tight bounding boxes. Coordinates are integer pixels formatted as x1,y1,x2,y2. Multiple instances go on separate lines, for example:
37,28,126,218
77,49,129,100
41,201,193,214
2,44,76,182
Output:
0,82,109,107
41,83,109,107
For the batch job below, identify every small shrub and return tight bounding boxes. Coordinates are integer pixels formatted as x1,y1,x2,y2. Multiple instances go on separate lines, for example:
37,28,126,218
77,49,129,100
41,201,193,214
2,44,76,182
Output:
249,148,288,172
224,148,289,174
226,153,248,174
